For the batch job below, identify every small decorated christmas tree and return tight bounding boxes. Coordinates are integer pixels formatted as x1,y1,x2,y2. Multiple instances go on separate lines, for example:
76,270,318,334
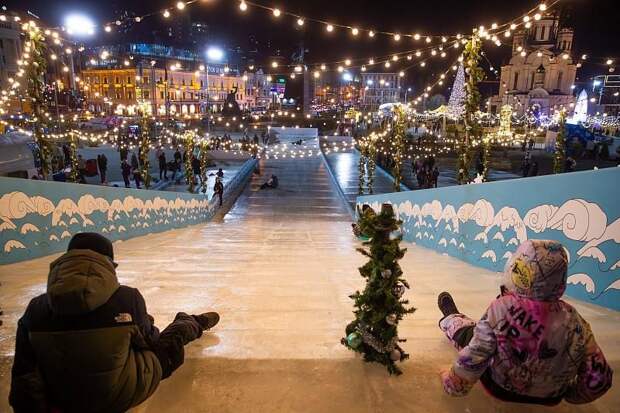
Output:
342,203,415,375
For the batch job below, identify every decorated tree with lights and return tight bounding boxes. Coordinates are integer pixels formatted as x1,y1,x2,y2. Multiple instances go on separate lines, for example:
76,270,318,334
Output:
342,203,415,375
447,63,466,118
367,135,377,195
358,147,367,195
25,25,52,178
183,131,196,193
68,131,79,183
391,106,407,192
553,110,567,173
458,36,485,184
199,140,210,194
138,109,152,189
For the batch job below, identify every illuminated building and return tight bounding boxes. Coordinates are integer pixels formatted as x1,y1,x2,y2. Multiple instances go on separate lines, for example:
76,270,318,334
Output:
80,66,247,116
360,72,402,111
490,12,577,116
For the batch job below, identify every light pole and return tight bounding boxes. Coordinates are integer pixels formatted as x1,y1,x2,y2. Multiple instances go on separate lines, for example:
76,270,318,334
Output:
63,14,95,92
205,47,224,134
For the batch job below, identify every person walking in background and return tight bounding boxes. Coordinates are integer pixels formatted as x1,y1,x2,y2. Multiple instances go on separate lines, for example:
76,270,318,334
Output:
213,177,224,207
530,161,539,177
9,233,220,413
191,156,201,186
77,154,87,183
62,144,71,167
157,147,168,181
437,240,612,405
97,153,108,184
216,168,224,180
522,159,531,177
432,166,440,188
121,159,131,188
131,152,139,171
174,148,182,172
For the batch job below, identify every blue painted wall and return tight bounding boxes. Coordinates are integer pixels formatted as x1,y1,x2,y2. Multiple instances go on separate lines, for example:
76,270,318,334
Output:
0,159,256,265
358,168,620,311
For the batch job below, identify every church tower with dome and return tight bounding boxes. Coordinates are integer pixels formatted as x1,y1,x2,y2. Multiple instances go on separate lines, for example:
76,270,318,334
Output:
489,12,577,116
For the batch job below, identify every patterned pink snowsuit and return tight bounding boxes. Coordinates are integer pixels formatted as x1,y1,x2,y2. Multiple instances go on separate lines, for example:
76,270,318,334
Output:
439,240,613,404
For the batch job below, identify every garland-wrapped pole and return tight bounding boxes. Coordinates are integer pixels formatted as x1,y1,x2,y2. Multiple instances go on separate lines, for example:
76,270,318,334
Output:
367,134,377,195
391,106,406,192
199,139,210,194
25,25,51,179
68,131,79,183
138,104,151,189
553,110,567,173
482,135,491,182
459,34,485,184
184,131,196,193
358,138,367,195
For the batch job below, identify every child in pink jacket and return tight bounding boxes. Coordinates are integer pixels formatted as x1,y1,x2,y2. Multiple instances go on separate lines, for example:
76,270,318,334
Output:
438,239,613,405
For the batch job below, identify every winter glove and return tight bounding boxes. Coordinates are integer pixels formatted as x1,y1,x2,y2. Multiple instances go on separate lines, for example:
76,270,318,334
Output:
440,366,474,397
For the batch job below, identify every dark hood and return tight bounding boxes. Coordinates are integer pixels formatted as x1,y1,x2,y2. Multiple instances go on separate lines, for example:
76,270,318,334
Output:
47,249,120,315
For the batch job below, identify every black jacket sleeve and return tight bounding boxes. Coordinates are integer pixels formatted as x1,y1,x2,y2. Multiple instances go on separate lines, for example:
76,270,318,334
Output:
131,288,160,350
9,305,48,413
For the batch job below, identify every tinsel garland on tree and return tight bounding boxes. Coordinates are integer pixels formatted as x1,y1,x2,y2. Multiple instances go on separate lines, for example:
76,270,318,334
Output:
391,106,407,192
481,136,491,182
25,26,52,178
68,131,79,183
183,131,196,193
342,203,415,375
458,35,485,185
553,110,567,174
358,151,367,195
139,116,151,189
199,140,210,194
367,137,377,195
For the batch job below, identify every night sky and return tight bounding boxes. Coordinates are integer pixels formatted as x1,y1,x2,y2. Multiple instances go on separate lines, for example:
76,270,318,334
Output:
8,0,620,97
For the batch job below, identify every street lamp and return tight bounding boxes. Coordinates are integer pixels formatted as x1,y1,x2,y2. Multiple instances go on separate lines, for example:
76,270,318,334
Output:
64,14,95,92
64,14,96,36
204,47,224,133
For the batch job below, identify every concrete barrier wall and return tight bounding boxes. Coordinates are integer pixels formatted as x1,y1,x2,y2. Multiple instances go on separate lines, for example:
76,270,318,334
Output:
358,168,620,311
0,159,257,265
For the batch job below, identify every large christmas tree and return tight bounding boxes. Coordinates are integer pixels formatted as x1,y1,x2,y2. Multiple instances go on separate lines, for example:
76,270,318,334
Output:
447,63,466,118
342,203,415,375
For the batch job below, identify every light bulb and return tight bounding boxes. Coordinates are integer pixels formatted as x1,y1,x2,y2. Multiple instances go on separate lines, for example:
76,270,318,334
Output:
297,18,304,26
176,2,185,10
326,24,334,32
273,8,281,17
239,1,247,11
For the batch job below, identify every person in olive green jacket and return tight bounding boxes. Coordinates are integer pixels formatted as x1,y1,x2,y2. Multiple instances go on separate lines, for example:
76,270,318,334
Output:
9,232,220,413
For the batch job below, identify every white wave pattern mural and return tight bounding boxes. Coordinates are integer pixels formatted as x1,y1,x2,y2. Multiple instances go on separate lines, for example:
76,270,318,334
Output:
567,273,596,294
360,195,620,306
1,189,218,264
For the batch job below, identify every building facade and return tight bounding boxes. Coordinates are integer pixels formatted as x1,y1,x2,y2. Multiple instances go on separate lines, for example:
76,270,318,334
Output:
592,75,620,117
80,65,248,116
489,13,577,116
360,72,402,112
0,17,22,90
